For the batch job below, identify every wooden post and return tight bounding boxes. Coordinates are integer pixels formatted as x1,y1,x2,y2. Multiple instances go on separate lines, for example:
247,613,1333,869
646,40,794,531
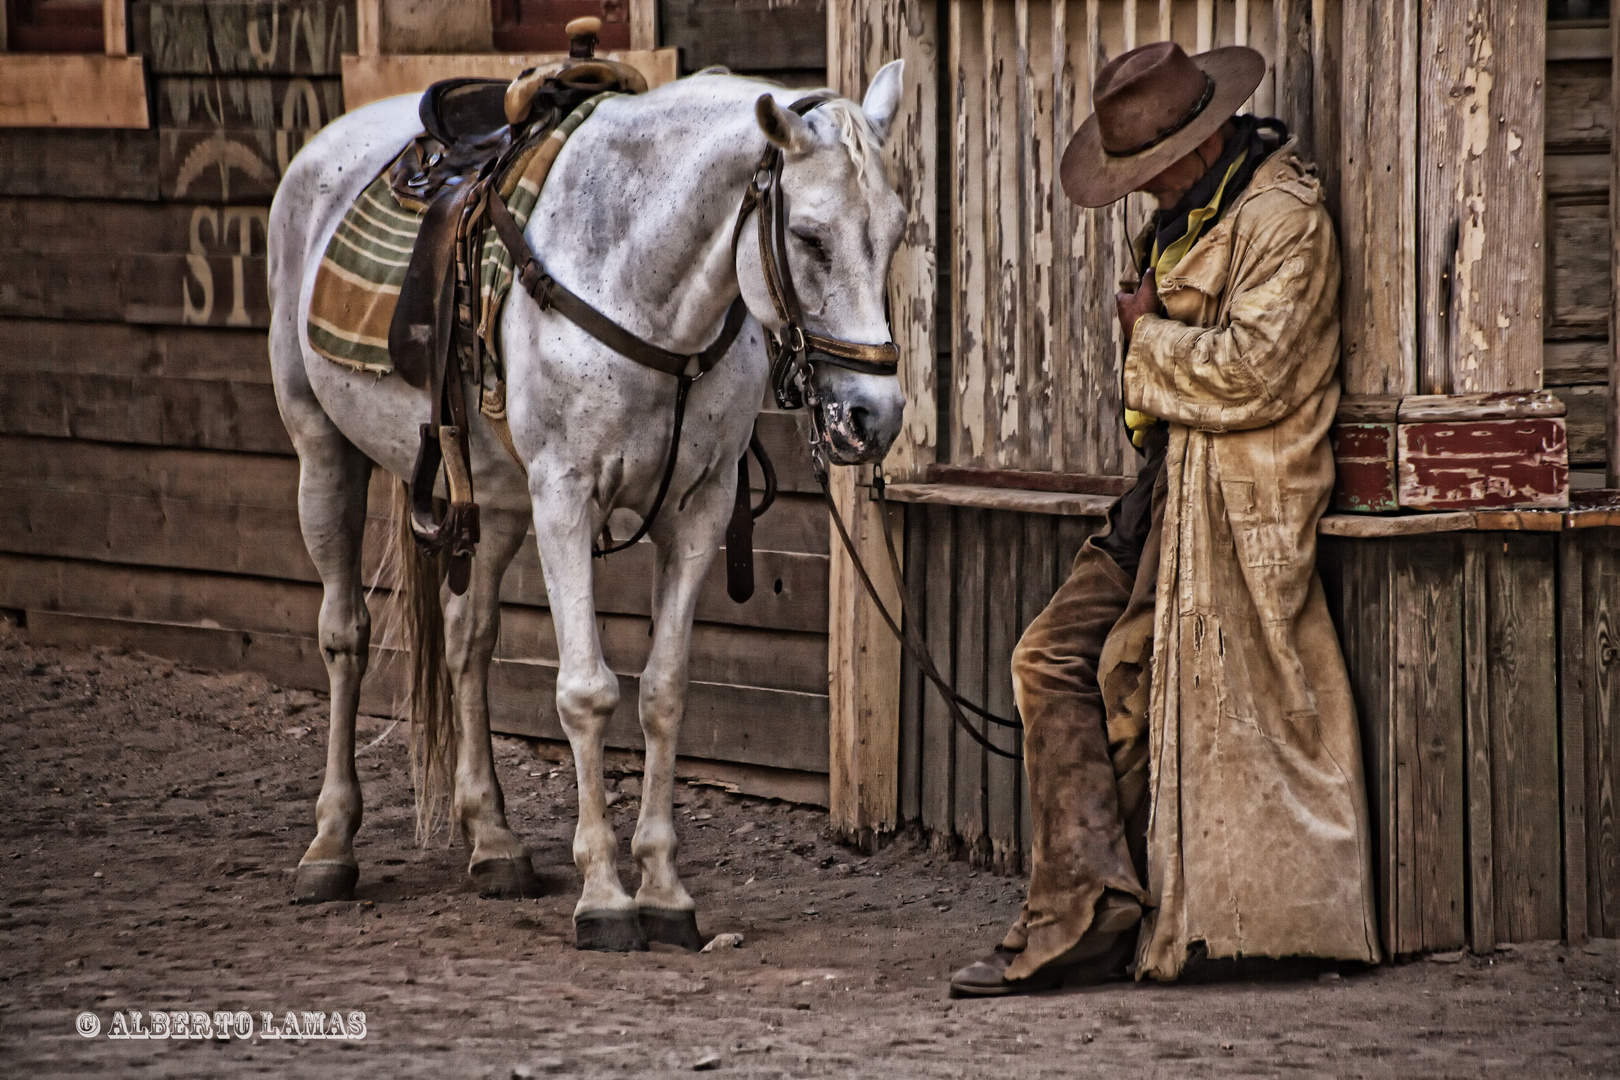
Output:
629,0,657,52
825,0,939,845
1417,0,1545,395
1338,0,1418,396
1610,11,1619,486
1559,531,1589,944
103,0,127,56
357,0,381,57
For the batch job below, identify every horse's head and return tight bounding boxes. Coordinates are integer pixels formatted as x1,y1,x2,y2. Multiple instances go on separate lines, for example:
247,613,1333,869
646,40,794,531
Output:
739,62,908,467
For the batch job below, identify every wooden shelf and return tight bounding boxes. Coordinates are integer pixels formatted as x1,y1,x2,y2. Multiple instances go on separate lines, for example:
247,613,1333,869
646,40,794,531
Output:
880,482,1115,518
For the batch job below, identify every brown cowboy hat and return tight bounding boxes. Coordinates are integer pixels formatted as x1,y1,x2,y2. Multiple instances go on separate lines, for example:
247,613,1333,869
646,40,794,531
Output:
1060,41,1266,208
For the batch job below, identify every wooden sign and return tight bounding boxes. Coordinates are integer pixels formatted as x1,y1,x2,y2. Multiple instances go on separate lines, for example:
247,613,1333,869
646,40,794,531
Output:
134,0,356,76
154,76,344,202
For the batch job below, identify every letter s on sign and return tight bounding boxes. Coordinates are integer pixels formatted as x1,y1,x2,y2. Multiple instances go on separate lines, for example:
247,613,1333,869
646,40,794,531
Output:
346,1011,366,1039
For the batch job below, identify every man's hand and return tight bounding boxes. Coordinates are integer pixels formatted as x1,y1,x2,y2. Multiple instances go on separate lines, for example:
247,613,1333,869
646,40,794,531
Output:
1115,268,1160,344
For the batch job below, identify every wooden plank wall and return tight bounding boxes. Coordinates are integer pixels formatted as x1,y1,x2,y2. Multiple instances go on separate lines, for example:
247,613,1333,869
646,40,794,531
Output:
1320,532,1589,953
897,503,1100,868
0,0,838,794
1545,34,1615,478
904,0,1316,859
945,0,1309,480
1560,526,1620,941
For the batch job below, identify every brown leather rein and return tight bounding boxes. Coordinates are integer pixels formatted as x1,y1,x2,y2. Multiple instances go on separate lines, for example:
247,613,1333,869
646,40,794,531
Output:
484,94,899,557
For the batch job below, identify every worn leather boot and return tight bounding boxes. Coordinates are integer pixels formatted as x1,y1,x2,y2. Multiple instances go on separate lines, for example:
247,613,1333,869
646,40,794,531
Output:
948,890,1142,999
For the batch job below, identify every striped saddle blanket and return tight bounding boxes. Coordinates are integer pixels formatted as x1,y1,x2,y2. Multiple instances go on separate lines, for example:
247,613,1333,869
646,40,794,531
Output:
306,94,611,415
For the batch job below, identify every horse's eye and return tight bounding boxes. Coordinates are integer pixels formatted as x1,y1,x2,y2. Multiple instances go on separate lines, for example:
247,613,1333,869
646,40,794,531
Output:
792,230,829,259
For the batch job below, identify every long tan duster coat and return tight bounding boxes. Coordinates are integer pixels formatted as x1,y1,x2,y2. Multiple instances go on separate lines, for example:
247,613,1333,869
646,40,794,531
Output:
1121,140,1382,980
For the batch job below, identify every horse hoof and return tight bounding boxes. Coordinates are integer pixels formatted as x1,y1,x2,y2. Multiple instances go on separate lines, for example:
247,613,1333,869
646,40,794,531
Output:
294,861,358,903
575,910,648,952
470,856,542,899
639,907,704,951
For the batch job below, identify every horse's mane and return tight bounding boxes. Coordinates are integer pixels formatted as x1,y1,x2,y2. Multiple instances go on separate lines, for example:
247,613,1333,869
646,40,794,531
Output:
693,68,888,186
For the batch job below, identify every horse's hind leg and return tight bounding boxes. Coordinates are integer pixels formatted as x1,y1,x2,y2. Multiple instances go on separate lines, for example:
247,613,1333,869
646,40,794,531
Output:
443,507,541,898
290,424,374,903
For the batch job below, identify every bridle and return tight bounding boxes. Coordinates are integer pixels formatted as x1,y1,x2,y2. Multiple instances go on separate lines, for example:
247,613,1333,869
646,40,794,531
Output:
732,94,901,477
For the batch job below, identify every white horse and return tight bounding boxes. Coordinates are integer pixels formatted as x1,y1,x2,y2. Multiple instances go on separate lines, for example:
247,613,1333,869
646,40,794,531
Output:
267,64,908,949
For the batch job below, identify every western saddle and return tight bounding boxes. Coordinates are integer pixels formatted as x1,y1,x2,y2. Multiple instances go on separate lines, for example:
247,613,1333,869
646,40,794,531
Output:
389,18,649,596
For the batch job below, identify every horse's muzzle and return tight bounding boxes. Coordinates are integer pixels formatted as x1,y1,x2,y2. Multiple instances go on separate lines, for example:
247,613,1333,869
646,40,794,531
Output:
816,366,906,465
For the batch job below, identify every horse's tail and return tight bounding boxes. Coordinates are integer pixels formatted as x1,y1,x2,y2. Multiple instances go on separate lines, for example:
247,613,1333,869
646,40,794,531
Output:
392,480,456,844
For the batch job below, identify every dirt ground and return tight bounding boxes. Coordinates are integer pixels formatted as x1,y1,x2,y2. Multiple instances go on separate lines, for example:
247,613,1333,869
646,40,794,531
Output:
0,621,1616,1079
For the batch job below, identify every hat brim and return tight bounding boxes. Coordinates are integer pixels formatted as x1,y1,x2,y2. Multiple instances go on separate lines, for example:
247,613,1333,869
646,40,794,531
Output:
1059,47,1267,208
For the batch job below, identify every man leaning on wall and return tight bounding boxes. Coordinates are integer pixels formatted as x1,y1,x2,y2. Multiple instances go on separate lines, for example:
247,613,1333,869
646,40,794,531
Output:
949,40,1382,998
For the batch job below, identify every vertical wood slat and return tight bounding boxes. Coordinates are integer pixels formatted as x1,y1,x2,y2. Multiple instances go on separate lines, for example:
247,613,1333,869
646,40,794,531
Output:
1017,513,1058,856
1048,0,1074,472
1586,529,1620,936
1271,0,1312,159
629,0,657,51
1338,0,1417,396
1016,0,1055,472
1309,0,1341,216
825,0,940,844
898,505,929,826
952,0,989,465
953,508,989,862
103,0,127,56
1392,538,1467,952
1416,1,1545,395
1485,534,1564,943
1074,1,1129,476
984,0,1021,468
1156,0,1171,41
1463,534,1496,952
985,511,1022,872
1196,0,1214,52
1344,539,1399,957
1610,10,1620,487
920,505,956,843
1558,530,1588,944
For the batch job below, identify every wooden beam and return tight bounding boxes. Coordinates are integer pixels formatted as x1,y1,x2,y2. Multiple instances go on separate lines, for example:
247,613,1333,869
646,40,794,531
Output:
0,55,150,129
824,0,939,845
629,0,657,51
1559,531,1590,944
357,0,382,57
1462,534,1495,952
104,0,127,56
1337,0,1417,395
341,50,680,110
1417,0,1545,394
1610,11,1620,487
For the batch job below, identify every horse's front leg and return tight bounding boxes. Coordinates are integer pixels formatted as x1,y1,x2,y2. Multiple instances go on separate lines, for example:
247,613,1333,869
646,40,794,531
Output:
634,478,733,949
443,506,540,898
534,485,645,950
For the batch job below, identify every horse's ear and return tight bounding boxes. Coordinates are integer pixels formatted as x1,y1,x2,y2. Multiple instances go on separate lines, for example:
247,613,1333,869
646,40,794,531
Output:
756,94,814,155
861,59,904,145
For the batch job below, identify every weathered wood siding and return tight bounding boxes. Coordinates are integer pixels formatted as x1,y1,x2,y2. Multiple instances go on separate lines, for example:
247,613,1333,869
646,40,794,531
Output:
1546,41,1614,475
897,502,1100,870
897,0,1319,864
0,0,836,793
